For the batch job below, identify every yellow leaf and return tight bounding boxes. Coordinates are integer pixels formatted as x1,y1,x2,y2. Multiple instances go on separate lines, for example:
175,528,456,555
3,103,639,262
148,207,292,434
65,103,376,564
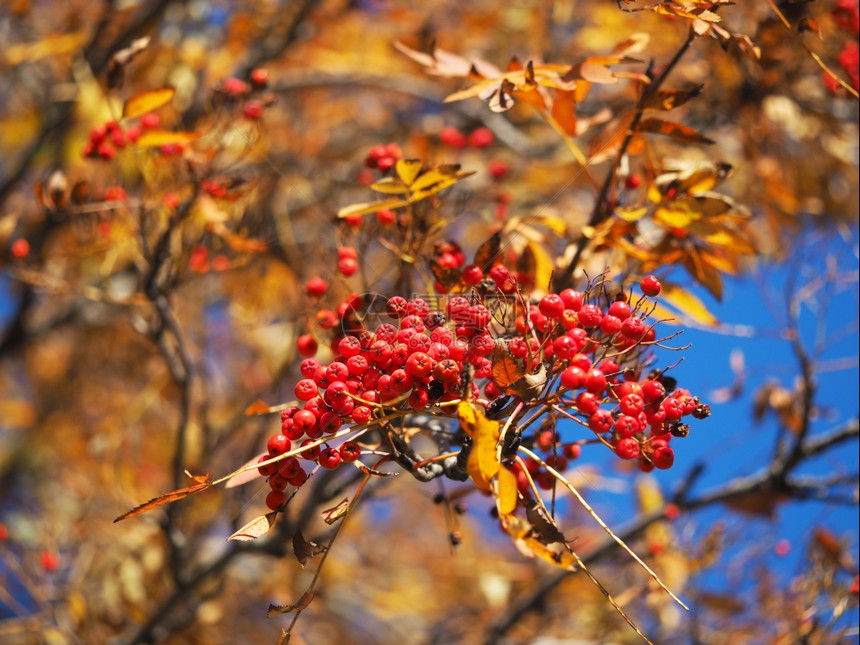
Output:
409,166,475,201
654,205,694,229
615,206,649,223
5,32,87,65
370,177,409,195
527,240,554,294
494,467,519,517
337,197,408,218
122,87,175,119
135,130,201,147
659,282,718,326
395,159,423,186
457,400,500,492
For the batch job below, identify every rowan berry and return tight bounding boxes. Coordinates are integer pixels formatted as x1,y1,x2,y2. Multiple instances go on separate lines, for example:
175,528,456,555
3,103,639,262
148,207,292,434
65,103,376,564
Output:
409,388,430,409
299,439,321,460
243,100,263,119
439,125,467,148
584,368,607,394
539,293,565,319
576,391,601,415
340,441,362,462
305,277,327,299
318,447,342,470
293,410,318,435
351,405,372,424
296,334,318,357
600,315,622,335
434,359,460,383
614,414,641,438
266,490,287,511
560,366,585,390
615,437,640,459
652,446,674,469
563,443,582,460
619,393,645,416
258,454,276,476
588,409,614,433
338,257,358,276
578,304,603,328
461,264,483,285
559,289,583,311
641,379,666,402
621,317,646,340
608,300,631,320
376,208,396,225
468,127,494,148
640,275,662,296
267,434,292,456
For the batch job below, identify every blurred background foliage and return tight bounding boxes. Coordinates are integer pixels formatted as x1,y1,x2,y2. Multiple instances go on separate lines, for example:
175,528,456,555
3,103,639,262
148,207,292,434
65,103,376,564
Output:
0,1,857,644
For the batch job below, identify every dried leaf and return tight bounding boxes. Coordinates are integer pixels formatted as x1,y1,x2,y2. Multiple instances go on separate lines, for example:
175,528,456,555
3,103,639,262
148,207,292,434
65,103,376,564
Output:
228,512,278,541
473,231,502,270
292,530,326,567
114,473,212,521
639,118,714,144
321,498,349,524
224,453,266,489
431,259,462,291
107,37,151,89
798,17,822,39
723,490,786,518
550,89,578,135
267,591,314,617
122,87,175,120
643,85,704,111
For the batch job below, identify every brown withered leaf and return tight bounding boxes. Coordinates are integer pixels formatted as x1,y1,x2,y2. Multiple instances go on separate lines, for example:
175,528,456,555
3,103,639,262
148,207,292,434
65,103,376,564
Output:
643,85,704,111
107,36,151,89
526,502,567,545
798,17,822,39
698,592,745,615
267,591,314,617
114,473,211,521
228,512,278,541
224,453,266,489
292,529,327,567
723,490,787,519
813,527,858,574
639,118,715,144
473,231,502,270
430,259,462,291
321,498,349,524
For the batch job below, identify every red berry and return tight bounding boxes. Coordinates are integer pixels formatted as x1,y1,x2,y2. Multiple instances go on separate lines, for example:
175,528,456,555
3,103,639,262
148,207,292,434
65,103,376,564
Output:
642,379,666,402
461,264,484,285
250,67,269,87
563,443,582,460
576,391,600,415
539,293,565,319
559,289,583,311
621,317,646,340
614,414,641,438
257,454,276,476
293,409,318,435
608,301,631,320
40,550,60,572
439,125,467,148
340,441,362,462
488,159,509,179
600,315,622,335
266,490,287,511
560,366,585,390
615,437,640,460
584,368,607,394
294,379,318,401
11,239,30,258
468,127,494,148
318,447,342,470
140,112,160,129
305,277,327,298
267,434,292,455
338,257,358,276
652,445,674,469
222,77,250,95
296,334,318,357
588,409,614,433
640,275,662,297
376,208,396,225
625,173,642,190
619,393,645,416
577,304,603,328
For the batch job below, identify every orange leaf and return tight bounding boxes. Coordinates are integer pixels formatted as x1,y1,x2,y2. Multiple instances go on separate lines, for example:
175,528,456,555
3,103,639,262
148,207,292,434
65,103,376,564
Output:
245,399,272,415
639,118,714,144
228,512,278,541
551,89,578,136
642,85,703,111
122,87,175,119
114,474,212,521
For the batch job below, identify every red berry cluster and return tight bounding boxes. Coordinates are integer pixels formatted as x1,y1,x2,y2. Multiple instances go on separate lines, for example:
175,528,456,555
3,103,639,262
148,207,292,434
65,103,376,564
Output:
439,125,494,149
82,119,143,161
282,269,707,498
215,69,274,120
364,142,403,173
